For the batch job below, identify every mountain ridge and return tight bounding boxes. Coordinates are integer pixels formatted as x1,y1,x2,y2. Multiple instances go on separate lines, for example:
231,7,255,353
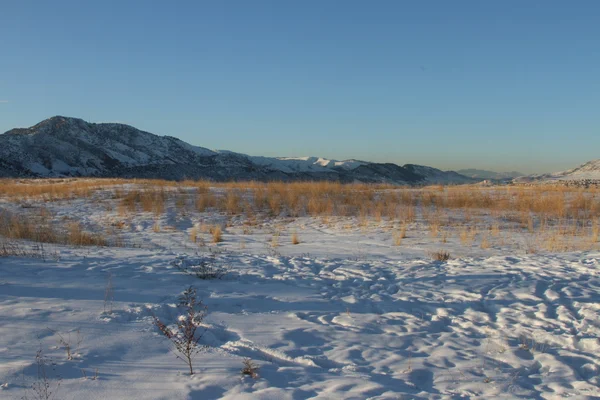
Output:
0,116,475,184
457,169,524,180
553,159,600,180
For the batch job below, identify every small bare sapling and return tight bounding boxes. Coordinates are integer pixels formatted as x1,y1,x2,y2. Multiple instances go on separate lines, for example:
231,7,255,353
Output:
22,347,62,400
153,286,208,375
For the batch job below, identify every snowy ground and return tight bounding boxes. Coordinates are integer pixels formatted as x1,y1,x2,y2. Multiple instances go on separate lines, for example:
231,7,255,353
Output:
1,189,600,399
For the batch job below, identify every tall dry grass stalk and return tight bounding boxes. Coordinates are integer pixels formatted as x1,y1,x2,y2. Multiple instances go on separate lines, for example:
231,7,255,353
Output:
271,230,280,248
392,231,403,246
429,222,440,238
211,225,223,243
190,226,199,243
291,231,300,245
480,235,490,249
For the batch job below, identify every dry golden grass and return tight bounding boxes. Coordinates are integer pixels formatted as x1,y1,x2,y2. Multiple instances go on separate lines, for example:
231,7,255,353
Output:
527,215,534,233
0,178,122,200
117,202,129,217
0,210,108,247
490,223,500,237
211,225,223,243
2,179,600,254
392,230,403,246
480,235,490,249
198,223,210,233
543,232,566,252
195,191,217,212
392,223,408,246
429,222,440,238
67,222,107,246
111,220,128,230
145,182,587,254
459,227,470,245
440,230,448,243
291,231,300,245
190,226,199,243
271,232,279,248
223,191,242,215
4,179,599,220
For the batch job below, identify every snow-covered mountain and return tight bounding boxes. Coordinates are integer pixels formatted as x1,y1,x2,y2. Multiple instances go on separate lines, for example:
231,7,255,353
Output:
0,116,271,181
213,152,367,174
0,116,476,184
245,156,367,173
551,159,600,180
513,160,600,184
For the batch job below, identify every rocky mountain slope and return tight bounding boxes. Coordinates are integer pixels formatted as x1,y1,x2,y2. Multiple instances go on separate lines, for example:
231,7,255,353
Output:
0,116,476,184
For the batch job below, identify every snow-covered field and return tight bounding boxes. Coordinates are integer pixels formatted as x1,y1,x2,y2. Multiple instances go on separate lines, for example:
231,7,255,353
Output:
1,184,600,399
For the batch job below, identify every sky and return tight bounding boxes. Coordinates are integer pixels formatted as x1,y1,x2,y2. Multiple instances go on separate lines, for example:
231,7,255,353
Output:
1,1,599,174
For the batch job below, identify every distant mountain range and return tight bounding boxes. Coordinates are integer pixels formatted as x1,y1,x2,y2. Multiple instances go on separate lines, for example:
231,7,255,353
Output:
456,169,524,180
0,116,478,184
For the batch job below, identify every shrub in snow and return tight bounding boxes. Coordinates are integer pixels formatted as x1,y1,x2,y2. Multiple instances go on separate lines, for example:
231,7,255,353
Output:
171,255,228,280
431,250,450,262
241,358,259,379
153,286,208,375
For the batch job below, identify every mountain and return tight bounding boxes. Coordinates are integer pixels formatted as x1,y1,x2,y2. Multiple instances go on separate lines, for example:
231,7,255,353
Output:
0,116,273,181
239,155,367,173
551,159,600,180
0,116,476,184
457,169,524,180
405,165,475,184
513,159,600,184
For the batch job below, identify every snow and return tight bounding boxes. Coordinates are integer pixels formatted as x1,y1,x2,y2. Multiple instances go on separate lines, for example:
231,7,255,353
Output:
553,159,600,181
275,157,364,170
103,147,144,165
519,159,600,183
28,163,50,175
51,160,75,173
246,156,365,173
212,152,367,174
1,188,600,399
175,141,217,158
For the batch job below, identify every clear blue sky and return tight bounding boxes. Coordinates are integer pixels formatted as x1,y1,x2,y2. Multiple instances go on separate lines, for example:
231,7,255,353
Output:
1,1,598,174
